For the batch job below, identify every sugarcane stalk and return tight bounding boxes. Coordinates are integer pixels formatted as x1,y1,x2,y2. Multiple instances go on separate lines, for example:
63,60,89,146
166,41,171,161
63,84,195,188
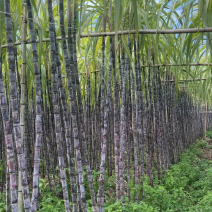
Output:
4,0,31,210
0,56,18,211
58,0,88,210
47,1,71,211
205,103,207,139
119,37,130,203
25,0,44,210
97,12,108,212
18,3,27,211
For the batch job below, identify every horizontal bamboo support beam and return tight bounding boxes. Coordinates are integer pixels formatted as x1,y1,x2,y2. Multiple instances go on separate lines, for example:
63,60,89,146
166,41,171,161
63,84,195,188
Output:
147,63,212,67
1,36,69,48
168,78,206,82
2,27,212,48
80,28,212,36
200,111,212,113
145,78,206,83
79,63,212,74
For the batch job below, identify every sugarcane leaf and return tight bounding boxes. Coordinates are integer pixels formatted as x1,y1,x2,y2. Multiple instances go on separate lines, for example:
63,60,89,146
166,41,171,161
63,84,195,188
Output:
132,0,138,38
114,0,121,37
30,0,39,15
121,36,133,68
181,0,196,8
156,2,166,30
38,26,43,68
0,1,4,55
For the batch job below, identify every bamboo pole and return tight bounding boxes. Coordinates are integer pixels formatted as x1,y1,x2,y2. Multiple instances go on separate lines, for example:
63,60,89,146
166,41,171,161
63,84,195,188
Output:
78,64,212,74
167,78,206,82
79,27,212,36
2,27,212,48
80,78,206,92
144,63,212,67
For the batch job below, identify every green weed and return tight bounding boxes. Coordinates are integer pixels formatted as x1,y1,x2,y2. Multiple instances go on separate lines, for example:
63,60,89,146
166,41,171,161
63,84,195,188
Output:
2,134,212,211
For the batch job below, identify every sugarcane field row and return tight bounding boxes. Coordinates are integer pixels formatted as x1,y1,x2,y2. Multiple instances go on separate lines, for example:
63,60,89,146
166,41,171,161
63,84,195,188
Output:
0,0,212,212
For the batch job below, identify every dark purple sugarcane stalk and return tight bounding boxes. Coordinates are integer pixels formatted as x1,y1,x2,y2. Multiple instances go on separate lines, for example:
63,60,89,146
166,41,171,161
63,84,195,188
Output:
171,83,178,163
10,106,18,179
164,74,171,169
142,65,148,176
166,77,174,165
161,68,167,171
4,0,32,210
71,5,95,196
152,56,160,180
68,1,97,210
58,0,88,211
146,65,154,187
0,113,6,194
0,56,18,211
126,79,131,202
157,67,165,173
47,1,78,210
42,85,52,191
0,116,2,176
6,165,10,212
135,41,146,196
162,73,168,169
107,0,113,178
137,57,145,189
132,39,141,203
56,46,78,211
46,134,59,197
97,12,108,212
42,112,52,192
72,0,84,125
47,1,72,211
106,68,112,178
24,77,31,177
14,48,20,116
131,65,139,204
85,75,91,165
113,39,120,202
25,0,44,210
119,37,130,203
0,115,2,162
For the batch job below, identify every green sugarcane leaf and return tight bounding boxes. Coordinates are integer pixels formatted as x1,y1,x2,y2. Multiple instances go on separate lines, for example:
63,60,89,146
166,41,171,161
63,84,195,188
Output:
121,36,133,69
30,0,39,16
115,0,121,37
132,0,138,38
38,27,43,68
0,1,4,55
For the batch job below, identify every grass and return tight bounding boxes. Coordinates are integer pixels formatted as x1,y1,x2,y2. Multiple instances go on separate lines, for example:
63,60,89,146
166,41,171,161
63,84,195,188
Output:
102,136,212,211
2,133,212,211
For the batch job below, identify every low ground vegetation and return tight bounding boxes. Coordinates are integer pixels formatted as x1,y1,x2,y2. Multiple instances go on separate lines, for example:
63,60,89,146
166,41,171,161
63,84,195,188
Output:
2,134,212,211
